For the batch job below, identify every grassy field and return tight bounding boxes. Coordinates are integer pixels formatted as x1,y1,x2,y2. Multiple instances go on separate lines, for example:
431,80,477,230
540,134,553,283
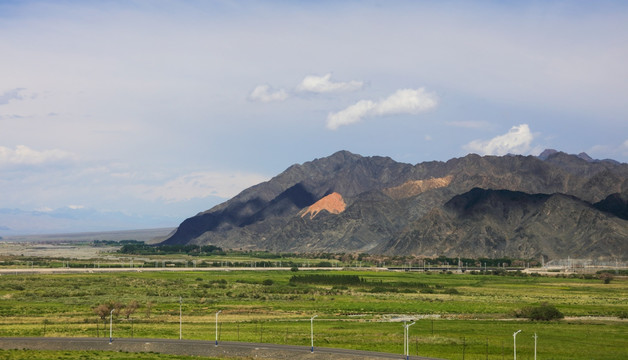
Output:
0,270,626,359
0,349,236,360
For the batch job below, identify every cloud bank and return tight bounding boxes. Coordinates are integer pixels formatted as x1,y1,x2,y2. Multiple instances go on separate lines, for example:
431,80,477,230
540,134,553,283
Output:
250,73,364,103
327,88,438,130
137,171,269,203
0,145,77,167
296,73,363,93
0,88,26,105
464,124,535,156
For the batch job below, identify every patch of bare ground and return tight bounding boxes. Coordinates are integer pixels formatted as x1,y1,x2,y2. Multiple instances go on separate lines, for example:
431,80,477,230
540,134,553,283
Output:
300,192,346,219
383,175,453,199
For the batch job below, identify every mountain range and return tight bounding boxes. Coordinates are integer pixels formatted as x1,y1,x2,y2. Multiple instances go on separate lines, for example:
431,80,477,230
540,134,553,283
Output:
0,207,178,236
161,150,628,260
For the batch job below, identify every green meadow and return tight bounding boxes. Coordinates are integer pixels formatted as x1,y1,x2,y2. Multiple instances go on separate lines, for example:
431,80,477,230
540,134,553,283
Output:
1,270,627,359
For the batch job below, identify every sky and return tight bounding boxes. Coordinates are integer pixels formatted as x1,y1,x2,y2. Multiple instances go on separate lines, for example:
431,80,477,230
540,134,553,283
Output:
1,0,627,234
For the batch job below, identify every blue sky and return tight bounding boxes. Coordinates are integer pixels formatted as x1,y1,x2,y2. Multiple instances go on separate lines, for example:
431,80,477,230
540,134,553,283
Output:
1,0,627,233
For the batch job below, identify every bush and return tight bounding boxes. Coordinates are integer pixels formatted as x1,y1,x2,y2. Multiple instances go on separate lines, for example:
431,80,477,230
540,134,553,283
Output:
370,287,393,293
262,279,274,286
599,272,614,284
513,302,564,321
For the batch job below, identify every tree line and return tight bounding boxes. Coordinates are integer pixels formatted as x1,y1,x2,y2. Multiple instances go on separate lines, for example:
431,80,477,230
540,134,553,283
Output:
117,243,224,255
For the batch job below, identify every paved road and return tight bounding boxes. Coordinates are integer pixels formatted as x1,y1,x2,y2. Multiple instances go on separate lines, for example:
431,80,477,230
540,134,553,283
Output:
0,337,443,360
0,267,349,275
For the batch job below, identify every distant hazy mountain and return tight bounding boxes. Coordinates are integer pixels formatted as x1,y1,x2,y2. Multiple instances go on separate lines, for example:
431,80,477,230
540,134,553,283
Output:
0,207,178,236
161,150,628,260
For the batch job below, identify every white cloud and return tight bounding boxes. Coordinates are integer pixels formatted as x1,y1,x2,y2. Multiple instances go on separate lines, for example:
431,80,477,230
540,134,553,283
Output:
136,171,269,203
326,88,438,130
248,85,289,102
464,124,535,156
326,100,376,130
296,73,363,93
0,145,77,167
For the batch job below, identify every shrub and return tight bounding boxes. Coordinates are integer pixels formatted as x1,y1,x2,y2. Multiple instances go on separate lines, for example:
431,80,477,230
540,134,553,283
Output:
513,302,564,321
262,279,274,286
599,272,614,284
370,287,393,293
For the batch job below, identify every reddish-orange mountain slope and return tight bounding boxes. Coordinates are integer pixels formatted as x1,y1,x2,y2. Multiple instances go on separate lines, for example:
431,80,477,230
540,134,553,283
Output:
300,192,346,219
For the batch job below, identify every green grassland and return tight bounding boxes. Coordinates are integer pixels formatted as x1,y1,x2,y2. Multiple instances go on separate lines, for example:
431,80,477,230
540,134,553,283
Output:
0,349,236,360
1,270,627,359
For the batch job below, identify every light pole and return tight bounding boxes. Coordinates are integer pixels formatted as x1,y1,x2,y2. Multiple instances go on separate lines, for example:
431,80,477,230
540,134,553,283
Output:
179,296,182,340
533,333,538,360
403,321,406,357
109,309,115,344
403,321,416,360
310,315,318,352
513,330,522,360
215,310,222,346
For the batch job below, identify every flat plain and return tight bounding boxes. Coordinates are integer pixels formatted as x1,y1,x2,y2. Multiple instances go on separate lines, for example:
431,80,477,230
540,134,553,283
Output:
1,262,626,359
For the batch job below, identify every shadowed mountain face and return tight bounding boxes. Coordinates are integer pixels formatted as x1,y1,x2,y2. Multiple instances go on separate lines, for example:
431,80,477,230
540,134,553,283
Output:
375,188,628,259
162,150,628,260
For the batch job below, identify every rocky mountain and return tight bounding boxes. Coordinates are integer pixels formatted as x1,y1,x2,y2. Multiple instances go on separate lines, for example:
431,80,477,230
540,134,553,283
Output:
161,150,628,260
375,188,628,259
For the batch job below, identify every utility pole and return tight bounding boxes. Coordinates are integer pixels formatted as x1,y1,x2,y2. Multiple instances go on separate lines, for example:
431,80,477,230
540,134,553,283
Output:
215,310,222,346
533,333,538,360
179,296,182,340
403,321,415,360
310,315,318,352
109,309,115,344
513,330,522,360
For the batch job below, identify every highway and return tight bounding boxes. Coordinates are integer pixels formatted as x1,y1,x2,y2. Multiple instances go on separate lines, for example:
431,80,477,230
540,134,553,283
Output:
0,336,444,360
0,266,347,275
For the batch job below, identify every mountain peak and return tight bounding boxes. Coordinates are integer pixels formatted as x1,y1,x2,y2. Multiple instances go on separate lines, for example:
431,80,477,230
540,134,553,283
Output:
538,149,558,160
577,152,594,162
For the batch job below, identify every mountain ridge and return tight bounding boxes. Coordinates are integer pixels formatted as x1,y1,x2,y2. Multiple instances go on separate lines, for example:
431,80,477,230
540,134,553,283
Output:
161,150,628,260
